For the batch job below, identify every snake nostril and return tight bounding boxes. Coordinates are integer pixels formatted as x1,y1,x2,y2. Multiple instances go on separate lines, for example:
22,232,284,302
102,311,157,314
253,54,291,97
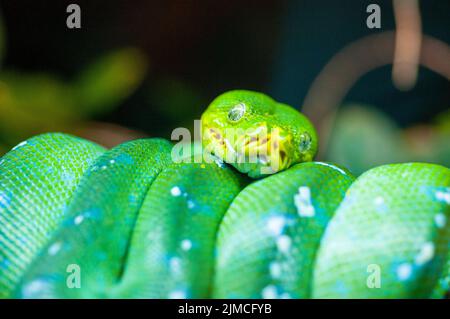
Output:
299,132,312,152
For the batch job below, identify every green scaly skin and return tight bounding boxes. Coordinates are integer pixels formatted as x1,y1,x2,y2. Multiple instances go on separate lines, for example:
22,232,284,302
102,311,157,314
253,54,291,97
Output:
0,90,449,299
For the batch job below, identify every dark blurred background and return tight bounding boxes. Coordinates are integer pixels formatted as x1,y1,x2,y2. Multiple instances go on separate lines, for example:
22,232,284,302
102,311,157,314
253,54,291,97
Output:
0,0,449,174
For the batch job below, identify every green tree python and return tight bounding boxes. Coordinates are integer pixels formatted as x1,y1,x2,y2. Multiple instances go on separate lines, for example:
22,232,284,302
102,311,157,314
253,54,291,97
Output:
0,90,449,299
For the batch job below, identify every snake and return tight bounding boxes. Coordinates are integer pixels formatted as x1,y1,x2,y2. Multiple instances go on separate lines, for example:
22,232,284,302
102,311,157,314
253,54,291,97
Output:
0,90,449,299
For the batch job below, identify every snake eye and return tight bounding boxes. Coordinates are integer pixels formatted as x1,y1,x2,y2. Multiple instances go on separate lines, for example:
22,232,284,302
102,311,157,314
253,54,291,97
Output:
299,132,312,152
227,103,246,122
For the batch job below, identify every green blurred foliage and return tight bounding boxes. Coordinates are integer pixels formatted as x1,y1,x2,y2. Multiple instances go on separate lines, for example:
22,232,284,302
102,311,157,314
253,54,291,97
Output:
326,105,408,175
416,109,450,165
0,72,76,143
435,109,450,133
326,104,450,175
149,77,207,135
0,47,148,153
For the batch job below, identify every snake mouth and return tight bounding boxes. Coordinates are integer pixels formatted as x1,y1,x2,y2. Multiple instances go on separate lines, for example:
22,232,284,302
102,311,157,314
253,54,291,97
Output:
202,124,292,177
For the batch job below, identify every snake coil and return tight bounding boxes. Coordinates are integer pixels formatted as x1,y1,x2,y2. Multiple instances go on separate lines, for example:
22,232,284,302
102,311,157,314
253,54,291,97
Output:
0,90,449,299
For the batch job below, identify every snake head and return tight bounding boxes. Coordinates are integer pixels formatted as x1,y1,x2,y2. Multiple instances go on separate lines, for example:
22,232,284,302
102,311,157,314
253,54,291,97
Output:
201,90,318,178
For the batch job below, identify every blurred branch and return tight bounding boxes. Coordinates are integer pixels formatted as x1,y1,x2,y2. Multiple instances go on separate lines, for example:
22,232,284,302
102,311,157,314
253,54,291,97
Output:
302,32,450,159
392,0,422,91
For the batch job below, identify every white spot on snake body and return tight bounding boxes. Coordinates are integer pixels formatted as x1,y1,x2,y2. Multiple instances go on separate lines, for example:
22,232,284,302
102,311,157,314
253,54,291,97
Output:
171,186,182,197
48,242,62,255
101,165,107,170
315,162,347,175
435,190,450,204
109,160,115,164
181,239,192,251
0,159,4,165
434,213,446,228
276,235,292,253
187,200,195,209
374,196,384,205
12,141,27,151
397,263,412,280
414,242,435,266
267,216,285,236
374,196,388,213
168,289,186,299
294,186,315,217
262,285,278,299
22,280,47,297
74,215,84,225
170,257,181,273
269,262,282,278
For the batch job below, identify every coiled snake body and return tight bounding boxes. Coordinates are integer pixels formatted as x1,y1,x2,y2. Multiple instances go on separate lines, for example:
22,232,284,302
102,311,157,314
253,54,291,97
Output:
0,90,449,298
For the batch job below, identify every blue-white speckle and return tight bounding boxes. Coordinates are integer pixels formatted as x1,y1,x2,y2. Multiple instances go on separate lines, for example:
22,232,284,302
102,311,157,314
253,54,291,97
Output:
266,216,285,236
171,186,182,197
396,263,412,281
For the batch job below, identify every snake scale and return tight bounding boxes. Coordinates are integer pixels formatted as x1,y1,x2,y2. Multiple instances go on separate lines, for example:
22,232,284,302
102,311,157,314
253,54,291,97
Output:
0,90,449,299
